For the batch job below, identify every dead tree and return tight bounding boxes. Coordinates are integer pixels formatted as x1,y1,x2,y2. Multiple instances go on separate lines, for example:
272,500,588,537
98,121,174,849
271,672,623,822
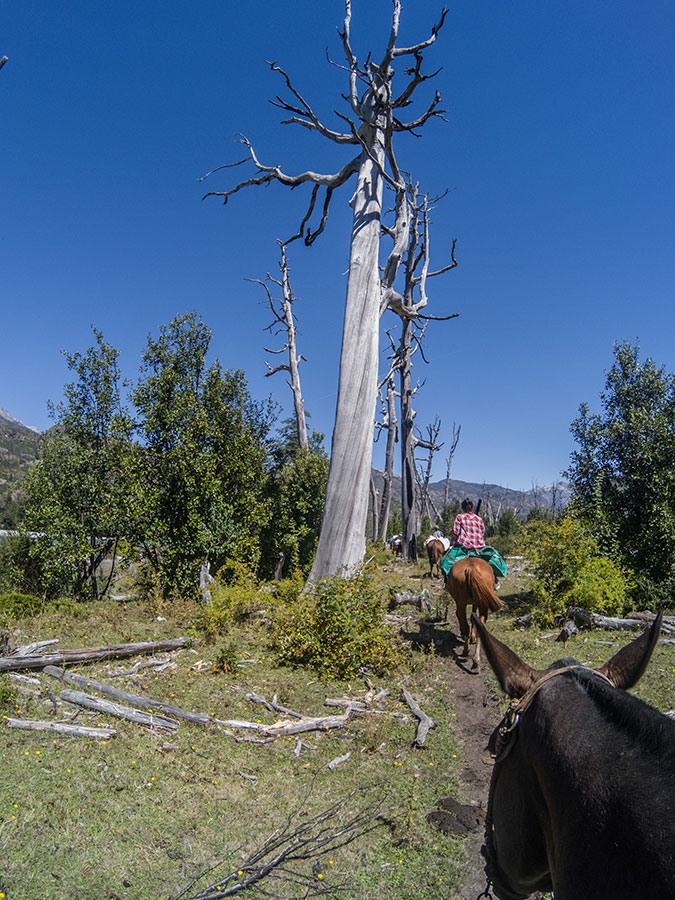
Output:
381,183,459,559
373,371,398,542
415,417,444,525
443,422,461,508
249,241,308,449
202,1,449,580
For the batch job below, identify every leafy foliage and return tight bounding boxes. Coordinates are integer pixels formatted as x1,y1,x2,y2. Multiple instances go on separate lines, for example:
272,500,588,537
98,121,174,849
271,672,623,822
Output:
132,312,277,598
20,328,137,599
270,574,406,679
523,516,631,622
261,426,329,577
567,341,675,604
489,507,522,556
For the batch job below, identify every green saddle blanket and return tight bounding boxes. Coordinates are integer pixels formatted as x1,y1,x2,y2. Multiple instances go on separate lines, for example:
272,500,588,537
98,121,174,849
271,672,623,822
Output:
440,545,508,580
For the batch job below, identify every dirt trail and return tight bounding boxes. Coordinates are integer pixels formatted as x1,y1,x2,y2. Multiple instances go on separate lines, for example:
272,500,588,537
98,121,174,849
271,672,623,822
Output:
423,580,503,900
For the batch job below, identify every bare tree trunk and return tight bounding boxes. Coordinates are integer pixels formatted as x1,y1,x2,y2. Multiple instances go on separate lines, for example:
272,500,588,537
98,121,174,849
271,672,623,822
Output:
399,318,419,560
369,473,379,543
254,241,308,449
377,375,398,542
309,136,384,579
443,423,461,508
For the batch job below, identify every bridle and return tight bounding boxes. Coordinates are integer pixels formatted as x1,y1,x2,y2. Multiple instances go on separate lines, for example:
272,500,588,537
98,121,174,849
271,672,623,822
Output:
477,664,615,900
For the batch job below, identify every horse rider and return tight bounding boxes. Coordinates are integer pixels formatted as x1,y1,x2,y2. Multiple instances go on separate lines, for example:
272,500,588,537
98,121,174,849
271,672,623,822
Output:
451,498,486,551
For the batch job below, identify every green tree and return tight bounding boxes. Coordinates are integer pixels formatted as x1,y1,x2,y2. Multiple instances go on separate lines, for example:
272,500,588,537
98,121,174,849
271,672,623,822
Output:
261,424,329,577
490,507,522,556
133,312,276,597
21,327,136,599
567,341,675,604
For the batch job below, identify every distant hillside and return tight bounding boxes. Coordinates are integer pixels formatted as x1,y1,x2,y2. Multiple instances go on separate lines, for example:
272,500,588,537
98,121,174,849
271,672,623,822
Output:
0,408,41,527
372,470,570,522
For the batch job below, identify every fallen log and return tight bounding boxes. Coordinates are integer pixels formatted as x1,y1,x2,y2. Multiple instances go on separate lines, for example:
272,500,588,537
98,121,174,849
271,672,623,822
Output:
59,688,180,730
569,609,662,632
401,688,437,747
5,717,117,739
43,666,212,726
0,637,189,673
389,589,432,613
324,697,409,719
261,711,351,737
10,639,60,657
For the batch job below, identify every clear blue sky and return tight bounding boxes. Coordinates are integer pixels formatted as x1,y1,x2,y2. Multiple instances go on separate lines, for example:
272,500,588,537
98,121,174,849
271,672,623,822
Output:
2,1,674,492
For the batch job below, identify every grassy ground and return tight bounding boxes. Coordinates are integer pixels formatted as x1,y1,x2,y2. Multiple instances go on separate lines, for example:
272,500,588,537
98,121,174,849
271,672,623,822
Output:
1,556,674,900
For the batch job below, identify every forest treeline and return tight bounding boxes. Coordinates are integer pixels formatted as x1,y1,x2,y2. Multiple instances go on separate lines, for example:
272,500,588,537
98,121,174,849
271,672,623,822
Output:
1,329,674,623
1,312,330,601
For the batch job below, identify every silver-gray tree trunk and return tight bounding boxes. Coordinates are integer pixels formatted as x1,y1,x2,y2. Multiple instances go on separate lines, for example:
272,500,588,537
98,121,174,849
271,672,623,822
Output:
308,138,384,580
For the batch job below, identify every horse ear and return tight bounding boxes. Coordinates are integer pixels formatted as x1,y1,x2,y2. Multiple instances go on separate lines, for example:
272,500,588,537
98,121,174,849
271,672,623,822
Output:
598,608,663,690
472,614,540,699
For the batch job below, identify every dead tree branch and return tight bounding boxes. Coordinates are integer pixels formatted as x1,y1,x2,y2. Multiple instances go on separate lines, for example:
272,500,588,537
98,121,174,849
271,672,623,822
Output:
401,687,438,748
174,788,388,900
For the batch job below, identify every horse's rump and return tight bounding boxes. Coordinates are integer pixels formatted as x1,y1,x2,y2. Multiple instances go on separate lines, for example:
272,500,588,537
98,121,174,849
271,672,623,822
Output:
448,556,503,614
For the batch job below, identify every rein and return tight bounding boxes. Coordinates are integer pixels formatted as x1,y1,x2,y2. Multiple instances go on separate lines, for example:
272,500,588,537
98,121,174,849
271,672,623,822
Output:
478,664,615,900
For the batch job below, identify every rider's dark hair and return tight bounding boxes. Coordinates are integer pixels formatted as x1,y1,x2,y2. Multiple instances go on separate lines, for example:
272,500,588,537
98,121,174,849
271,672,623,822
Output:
461,498,474,512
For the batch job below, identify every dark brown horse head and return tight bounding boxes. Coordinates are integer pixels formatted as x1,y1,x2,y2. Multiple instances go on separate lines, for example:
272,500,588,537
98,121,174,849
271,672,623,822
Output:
473,610,675,900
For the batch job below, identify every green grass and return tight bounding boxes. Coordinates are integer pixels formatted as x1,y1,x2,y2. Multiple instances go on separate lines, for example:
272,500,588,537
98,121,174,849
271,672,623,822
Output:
0,575,467,900
1,555,674,900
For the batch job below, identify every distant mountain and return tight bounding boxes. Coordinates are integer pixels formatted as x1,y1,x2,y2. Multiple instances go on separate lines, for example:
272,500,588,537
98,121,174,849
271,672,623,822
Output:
0,409,42,528
372,470,570,521
0,407,41,434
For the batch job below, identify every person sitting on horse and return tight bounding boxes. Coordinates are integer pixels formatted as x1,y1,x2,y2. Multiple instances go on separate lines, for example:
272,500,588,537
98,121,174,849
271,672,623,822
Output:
451,499,486,550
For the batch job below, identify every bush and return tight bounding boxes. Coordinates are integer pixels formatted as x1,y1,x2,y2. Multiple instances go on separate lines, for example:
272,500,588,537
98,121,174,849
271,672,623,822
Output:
523,516,631,623
270,574,406,679
198,559,263,636
0,591,44,623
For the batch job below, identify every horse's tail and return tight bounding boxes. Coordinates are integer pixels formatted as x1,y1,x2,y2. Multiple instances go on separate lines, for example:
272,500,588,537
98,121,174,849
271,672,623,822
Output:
466,565,503,614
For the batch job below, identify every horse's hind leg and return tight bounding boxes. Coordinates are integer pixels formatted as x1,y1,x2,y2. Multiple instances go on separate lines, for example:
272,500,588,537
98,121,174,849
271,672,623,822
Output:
470,609,481,671
455,602,471,657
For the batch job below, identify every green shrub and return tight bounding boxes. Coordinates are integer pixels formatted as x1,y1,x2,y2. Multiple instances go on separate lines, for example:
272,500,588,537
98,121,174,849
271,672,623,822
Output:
523,516,632,623
566,556,631,616
0,591,44,622
270,574,406,679
0,674,17,710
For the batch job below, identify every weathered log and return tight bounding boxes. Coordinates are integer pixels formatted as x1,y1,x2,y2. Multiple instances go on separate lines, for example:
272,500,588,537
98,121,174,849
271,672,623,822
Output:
327,751,351,770
625,610,675,632
5,717,116,739
0,637,188,673
10,639,60,657
44,666,212,725
569,609,664,632
389,589,432,612
59,688,179,730
247,691,303,719
401,687,437,747
324,697,409,719
261,711,351,737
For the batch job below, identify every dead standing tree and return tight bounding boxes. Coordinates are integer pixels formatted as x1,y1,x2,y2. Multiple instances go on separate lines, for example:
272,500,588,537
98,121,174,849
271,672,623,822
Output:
415,416,444,526
373,371,398,542
202,1,449,580
249,241,309,450
443,422,462,508
381,183,459,559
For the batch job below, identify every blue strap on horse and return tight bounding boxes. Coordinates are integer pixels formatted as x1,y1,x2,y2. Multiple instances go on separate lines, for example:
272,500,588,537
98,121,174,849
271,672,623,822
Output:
440,545,508,580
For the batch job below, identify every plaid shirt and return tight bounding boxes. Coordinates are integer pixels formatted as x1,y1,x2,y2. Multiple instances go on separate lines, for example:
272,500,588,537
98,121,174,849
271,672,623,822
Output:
451,512,486,549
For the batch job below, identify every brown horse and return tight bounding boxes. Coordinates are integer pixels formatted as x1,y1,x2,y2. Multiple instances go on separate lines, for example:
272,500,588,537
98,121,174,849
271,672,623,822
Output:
444,556,503,670
474,610,675,900
426,538,446,578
